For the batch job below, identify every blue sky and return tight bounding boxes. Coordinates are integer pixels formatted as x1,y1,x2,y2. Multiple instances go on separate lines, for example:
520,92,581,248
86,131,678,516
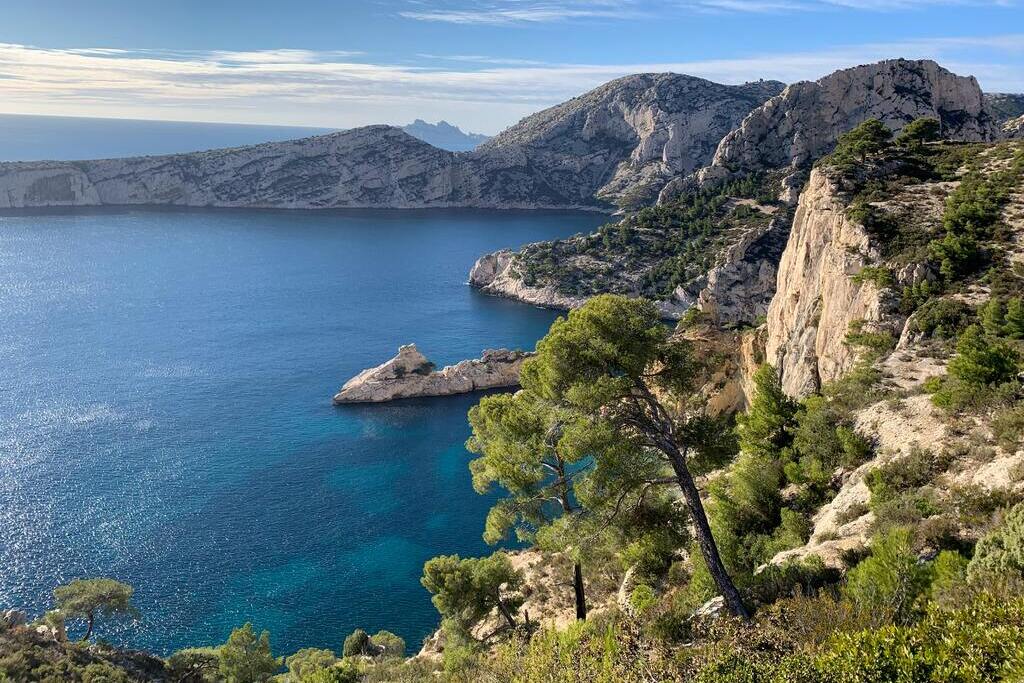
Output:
0,1,1020,133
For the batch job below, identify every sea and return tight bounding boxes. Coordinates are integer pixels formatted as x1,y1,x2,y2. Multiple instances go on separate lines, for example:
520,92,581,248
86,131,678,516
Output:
0,204,605,656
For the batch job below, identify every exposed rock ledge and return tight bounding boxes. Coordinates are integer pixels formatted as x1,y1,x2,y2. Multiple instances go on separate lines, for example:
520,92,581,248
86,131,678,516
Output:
468,249,693,319
332,344,530,404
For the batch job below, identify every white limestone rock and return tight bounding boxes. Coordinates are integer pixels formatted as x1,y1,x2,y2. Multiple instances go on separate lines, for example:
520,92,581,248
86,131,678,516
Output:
332,344,531,404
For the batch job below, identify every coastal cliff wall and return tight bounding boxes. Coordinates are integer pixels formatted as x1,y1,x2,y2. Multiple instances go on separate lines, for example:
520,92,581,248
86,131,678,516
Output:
763,168,899,396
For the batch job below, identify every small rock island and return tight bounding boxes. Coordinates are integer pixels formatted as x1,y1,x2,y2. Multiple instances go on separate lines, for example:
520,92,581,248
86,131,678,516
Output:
332,344,532,404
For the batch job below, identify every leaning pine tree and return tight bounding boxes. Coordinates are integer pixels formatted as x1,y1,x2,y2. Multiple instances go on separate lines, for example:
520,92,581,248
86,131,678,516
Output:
521,294,750,619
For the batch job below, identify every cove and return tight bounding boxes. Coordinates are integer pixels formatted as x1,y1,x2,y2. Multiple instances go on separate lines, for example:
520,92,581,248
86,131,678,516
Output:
0,207,605,656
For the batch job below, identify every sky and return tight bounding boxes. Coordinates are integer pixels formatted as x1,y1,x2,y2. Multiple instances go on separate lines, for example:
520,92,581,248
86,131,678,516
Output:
0,1,1021,134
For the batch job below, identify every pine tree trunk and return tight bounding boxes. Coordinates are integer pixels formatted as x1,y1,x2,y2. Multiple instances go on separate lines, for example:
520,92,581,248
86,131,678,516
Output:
82,613,94,641
664,443,750,620
496,597,517,630
573,562,587,620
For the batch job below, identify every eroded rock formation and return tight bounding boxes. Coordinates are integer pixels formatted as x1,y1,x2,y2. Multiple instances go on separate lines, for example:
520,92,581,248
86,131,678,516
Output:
332,344,530,404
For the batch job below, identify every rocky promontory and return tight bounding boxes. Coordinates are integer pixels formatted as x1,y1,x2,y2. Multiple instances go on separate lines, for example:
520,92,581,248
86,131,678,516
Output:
332,344,531,404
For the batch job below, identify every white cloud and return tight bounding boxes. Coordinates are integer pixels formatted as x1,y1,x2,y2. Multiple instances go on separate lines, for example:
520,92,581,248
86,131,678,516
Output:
396,0,1015,22
0,37,1020,132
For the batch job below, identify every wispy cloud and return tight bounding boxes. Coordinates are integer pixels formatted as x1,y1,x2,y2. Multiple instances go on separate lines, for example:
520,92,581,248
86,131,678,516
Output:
399,0,645,24
397,0,1014,22
0,37,1020,132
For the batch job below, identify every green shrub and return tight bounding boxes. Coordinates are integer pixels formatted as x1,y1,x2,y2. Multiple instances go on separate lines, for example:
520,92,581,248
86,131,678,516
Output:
850,266,895,289
369,630,405,658
896,117,941,146
993,405,1024,451
341,629,370,658
284,648,337,681
931,325,1021,409
842,527,932,625
906,297,974,339
968,503,1024,583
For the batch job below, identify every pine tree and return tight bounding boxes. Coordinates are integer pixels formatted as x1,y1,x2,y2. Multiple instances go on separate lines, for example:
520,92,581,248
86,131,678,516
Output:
1005,297,1024,339
981,297,1005,336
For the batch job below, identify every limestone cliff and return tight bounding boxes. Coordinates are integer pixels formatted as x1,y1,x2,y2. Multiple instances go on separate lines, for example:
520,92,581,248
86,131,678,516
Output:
476,74,783,209
333,344,530,404
764,168,902,396
664,59,997,203
470,60,999,324
0,75,781,211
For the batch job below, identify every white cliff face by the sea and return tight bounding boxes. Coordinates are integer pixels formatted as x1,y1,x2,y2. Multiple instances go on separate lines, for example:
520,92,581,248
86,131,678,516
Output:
0,74,782,211
332,344,531,404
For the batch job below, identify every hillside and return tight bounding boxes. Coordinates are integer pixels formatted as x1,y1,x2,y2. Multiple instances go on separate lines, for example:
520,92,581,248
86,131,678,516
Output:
470,59,1002,323
0,74,782,211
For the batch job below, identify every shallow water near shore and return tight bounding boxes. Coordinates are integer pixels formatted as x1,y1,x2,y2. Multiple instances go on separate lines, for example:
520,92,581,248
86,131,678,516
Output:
0,207,604,656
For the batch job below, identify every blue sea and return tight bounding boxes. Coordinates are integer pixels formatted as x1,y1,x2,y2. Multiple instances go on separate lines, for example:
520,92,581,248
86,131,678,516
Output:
0,207,604,656
0,114,333,161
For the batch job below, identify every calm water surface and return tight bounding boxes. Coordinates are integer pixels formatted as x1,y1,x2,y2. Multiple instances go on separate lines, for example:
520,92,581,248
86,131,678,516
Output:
0,208,604,656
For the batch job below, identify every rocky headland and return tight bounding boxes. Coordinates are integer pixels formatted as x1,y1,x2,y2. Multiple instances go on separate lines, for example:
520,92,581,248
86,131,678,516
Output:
332,344,531,404
0,74,782,211
469,59,1009,322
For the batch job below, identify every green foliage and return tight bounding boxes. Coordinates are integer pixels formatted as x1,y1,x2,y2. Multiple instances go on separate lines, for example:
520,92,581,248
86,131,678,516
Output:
930,550,969,607
842,527,932,625
218,623,279,683
844,319,896,358
895,117,941,146
628,584,656,615
341,629,370,658
369,631,405,658
850,265,895,289
284,648,337,681
514,173,777,300
735,364,796,461
931,324,1021,410
788,395,870,489
982,296,1007,336
968,503,1024,583
300,664,359,683
1006,297,1024,339
992,404,1024,451
52,578,138,641
928,229,982,282
421,552,524,638
907,297,974,339
815,596,1024,682
827,118,893,170
166,648,220,683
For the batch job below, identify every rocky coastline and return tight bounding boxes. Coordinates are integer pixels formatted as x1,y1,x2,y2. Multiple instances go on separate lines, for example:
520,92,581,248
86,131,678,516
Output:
332,344,531,404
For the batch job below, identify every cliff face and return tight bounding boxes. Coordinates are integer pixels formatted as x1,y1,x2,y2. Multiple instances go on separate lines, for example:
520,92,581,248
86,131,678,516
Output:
476,74,783,208
664,59,998,203
0,126,465,210
764,168,900,396
470,60,1001,323
0,75,781,211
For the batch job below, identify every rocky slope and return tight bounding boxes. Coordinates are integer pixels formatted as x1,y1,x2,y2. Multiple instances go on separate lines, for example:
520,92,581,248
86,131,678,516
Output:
475,74,783,209
332,344,530,403
470,60,999,322
986,92,1024,125
0,75,781,211
676,59,998,203
755,139,1024,569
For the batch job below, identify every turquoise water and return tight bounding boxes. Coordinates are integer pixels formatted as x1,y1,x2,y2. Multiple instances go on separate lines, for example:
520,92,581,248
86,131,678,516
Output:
0,208,604,656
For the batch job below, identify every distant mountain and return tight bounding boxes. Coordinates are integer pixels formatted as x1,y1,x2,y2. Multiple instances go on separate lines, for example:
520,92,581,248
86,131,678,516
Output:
401,119,490,152
0,75,782,210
